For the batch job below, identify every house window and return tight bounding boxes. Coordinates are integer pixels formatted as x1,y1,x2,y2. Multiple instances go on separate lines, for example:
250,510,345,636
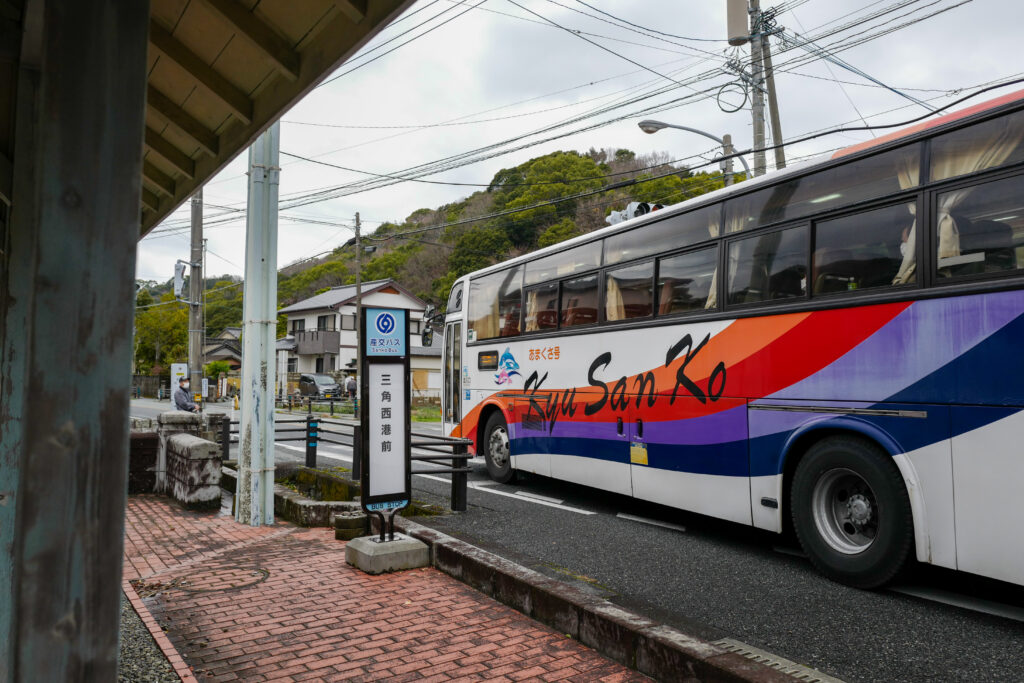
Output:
291,319,305,333
317,314,335,330
340,314,355,330
410,320,420,334
315,357,324,373
287,357,297,373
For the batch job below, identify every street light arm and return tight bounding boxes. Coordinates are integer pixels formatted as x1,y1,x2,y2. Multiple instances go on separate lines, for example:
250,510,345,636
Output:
638,119,752,177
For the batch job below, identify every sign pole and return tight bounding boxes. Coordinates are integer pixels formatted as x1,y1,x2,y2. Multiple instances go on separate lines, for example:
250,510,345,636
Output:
358,307,411,541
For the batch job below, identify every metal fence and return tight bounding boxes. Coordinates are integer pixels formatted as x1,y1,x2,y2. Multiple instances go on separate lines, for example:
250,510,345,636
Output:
217,410,471,512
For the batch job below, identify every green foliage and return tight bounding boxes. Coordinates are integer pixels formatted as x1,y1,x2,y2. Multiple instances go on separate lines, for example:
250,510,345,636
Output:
488,151,604,247
361,244,420,282
537,218,580,248
278,258,349,304
614,148,635,162
204,360,232,377
134,294,188,374
448,227,511,278
277,314,288,339
204,280,243,337
432,271,458,310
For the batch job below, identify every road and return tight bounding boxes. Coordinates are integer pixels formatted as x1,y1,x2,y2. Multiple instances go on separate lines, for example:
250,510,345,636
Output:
131,399,1024,682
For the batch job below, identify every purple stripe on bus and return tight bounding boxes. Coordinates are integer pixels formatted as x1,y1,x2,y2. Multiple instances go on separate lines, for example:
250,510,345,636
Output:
767,290,1024,403
513,404,747,446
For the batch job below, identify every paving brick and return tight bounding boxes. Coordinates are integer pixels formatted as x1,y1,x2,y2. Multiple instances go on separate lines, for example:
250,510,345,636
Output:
122,495,648,683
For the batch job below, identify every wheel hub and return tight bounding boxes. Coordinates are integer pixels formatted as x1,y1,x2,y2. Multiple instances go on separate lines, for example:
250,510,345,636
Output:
488,427,510,468
846,493,873,528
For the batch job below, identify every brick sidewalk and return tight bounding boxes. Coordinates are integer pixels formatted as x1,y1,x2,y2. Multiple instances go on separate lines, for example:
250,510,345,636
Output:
123,495,649,682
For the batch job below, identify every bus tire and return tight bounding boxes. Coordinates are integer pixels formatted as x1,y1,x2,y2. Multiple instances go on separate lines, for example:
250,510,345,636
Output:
482,411,514,484
790,435,913,589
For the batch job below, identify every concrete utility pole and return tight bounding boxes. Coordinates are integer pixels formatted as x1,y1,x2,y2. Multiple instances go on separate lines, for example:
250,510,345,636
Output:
750,0,766,177
760,11,786,170
237,122,280,527
189,189,204,401
354,212,362,393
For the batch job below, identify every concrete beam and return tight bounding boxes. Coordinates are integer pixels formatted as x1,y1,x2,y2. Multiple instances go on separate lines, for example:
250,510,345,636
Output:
332,0,367,23
141,187,160,212
143,159,175,197
146,85,219,157
144,126,195,179
0,151,10,205
198,0,300,81
148,19,253,124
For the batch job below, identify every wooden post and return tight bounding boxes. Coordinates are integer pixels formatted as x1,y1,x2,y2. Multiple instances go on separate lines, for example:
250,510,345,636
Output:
0,0,151,679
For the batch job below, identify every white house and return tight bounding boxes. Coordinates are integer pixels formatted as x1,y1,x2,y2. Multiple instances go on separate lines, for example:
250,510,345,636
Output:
277,278,430,376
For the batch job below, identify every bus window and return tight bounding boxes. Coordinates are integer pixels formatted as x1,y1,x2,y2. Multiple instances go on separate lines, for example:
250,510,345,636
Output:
524,241,601,286
560,273,599,327
931,109,1024,182
467,266,523,341
605,261,654,321
812,202,915,294
604,203,721,265
657,246,718,314
447,282,463,312
725,144,920,232
728,225,808,305
524,281,559,332
935,174,1023,279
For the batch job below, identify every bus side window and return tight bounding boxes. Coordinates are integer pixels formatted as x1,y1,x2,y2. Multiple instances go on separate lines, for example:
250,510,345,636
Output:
727,226,808,305
605,261,653,321
935,174,1023,279
656,246,718,315
468,266,523,341
561,274,599,328
812,202,914,294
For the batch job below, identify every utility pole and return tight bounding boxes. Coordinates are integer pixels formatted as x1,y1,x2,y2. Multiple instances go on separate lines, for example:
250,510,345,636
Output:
749,0,766,177
237,122,280,527
722,133,736,186
189,189,204,402
354,212,362,395
760,9,786,170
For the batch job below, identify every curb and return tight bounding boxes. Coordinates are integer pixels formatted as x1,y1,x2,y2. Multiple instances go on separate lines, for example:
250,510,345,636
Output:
122,578,199,683
374,515,797,683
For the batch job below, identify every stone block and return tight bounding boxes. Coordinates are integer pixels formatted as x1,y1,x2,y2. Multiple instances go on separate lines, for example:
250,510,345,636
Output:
333,511,368,530
165,433,222,509
334,527,362,541
345,535,429,574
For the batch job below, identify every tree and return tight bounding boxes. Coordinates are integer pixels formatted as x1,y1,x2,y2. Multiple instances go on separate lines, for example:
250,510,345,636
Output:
488,151,604,247
204,360,232,377
537,218,580,248
134,294,188,374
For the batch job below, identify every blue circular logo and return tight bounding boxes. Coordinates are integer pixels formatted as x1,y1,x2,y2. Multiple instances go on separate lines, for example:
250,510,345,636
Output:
375,312,396,335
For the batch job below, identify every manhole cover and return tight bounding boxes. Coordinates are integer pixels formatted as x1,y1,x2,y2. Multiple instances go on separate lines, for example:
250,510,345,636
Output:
175,566,269,593
131,566,269,596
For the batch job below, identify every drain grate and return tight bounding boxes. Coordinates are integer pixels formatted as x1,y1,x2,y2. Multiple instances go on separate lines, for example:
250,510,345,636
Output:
713,638,846,682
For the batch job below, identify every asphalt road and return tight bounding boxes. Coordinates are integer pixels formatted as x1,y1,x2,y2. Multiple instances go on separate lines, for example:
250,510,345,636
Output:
130,399,1024,682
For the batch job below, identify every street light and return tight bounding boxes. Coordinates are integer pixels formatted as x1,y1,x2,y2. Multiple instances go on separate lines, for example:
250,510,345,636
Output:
637,119,751,186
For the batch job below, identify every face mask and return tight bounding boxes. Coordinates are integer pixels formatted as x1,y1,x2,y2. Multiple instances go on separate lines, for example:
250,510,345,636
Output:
183,382,190,390
899,242,908,257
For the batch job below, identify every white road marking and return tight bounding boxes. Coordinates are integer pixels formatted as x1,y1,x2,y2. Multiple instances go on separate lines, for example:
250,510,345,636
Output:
467,481,595,515
889,586,1024,623
616,513,687,533
515,491,565,504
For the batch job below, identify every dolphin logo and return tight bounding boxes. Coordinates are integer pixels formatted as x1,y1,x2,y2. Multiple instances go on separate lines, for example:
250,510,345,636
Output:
494,347,521,385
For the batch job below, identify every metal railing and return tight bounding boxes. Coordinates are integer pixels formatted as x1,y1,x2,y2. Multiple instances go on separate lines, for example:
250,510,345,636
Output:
217,410,471,511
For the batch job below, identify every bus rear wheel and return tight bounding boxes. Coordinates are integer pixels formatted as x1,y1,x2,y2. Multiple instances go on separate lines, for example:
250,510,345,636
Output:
791,436,913,589
482,412,514,484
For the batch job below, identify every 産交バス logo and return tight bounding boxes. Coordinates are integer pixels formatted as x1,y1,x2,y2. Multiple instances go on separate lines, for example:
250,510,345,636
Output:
494,347,521,385
375,312,396,335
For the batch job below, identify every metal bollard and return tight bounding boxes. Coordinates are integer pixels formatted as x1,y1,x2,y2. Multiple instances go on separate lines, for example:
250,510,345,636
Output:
220,415,230,461
351,428,361,480
305,414,318,468
330,398,334,416
451,441,468,512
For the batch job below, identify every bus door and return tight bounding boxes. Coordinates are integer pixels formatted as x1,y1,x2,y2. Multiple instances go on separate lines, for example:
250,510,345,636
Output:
442,321,462,436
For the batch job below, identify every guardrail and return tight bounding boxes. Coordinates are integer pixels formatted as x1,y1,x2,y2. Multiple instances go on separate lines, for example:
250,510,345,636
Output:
217,412,471,512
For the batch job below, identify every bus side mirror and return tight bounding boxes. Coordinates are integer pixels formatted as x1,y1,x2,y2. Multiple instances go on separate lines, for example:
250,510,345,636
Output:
423,304,435,321
420,326,433,348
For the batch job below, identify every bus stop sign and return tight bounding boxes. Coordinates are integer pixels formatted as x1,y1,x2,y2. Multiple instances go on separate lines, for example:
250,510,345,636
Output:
359,307,411,538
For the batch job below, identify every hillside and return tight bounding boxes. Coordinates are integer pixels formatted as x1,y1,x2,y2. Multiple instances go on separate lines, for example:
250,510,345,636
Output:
135,146,733,373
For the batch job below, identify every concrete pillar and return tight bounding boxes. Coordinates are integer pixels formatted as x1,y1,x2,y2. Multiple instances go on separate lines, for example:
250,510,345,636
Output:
0,0,151,678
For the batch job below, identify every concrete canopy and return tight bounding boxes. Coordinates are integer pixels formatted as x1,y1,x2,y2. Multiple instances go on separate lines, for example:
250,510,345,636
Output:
0,0,416,230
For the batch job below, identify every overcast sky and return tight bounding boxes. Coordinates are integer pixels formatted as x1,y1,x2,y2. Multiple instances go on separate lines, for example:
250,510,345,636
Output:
135,0,1024,283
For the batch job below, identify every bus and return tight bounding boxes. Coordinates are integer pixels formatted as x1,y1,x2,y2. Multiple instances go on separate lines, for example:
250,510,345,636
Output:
438,89,1024,589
